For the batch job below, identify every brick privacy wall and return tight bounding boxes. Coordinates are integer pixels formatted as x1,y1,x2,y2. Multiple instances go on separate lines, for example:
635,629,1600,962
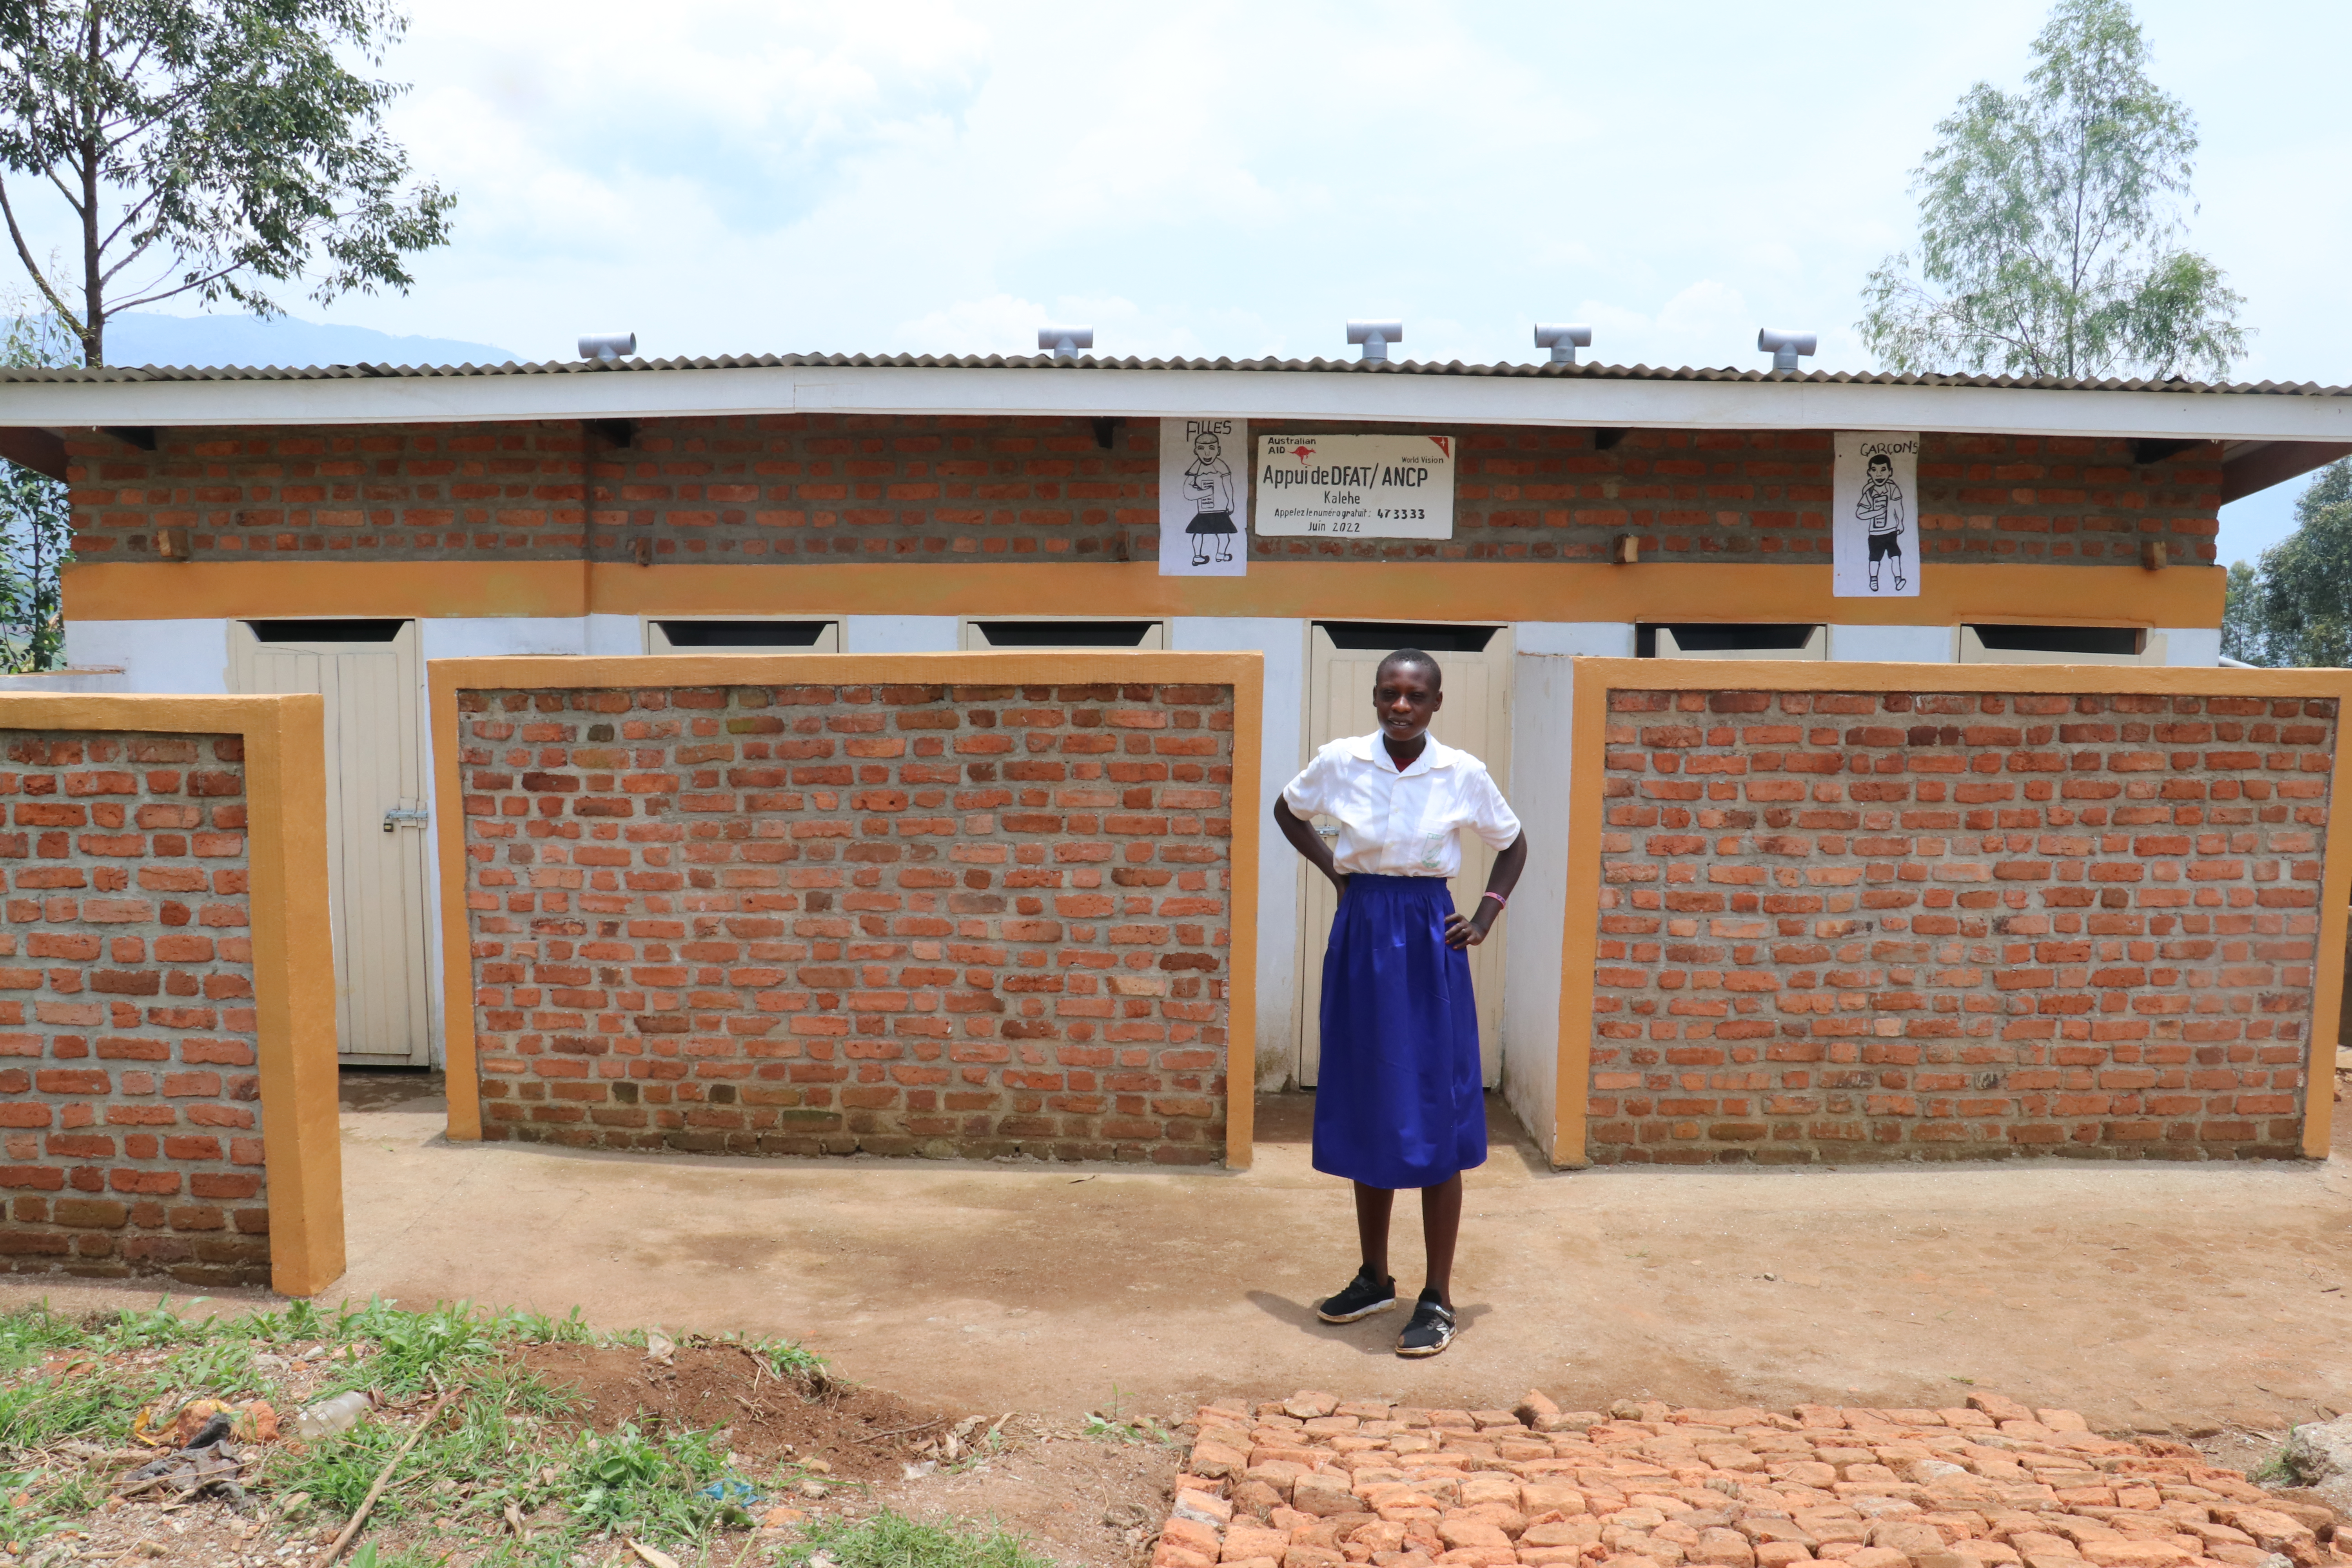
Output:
1589,688,2336,1165
65,419,2220,566
0,732,264,1283
458,680,1236,1161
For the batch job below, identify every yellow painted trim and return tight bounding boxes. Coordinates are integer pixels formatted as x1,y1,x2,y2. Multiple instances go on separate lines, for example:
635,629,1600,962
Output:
0,693,344,1293
65,559,589,621
69,559,2223,630
1554,658,2352,1167
427,652,1264,1167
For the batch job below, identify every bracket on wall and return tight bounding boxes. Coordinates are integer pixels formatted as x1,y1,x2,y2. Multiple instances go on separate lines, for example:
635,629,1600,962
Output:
1593,427,1630,451
154,526,192,561
1091,417,1124,450
101,426,158,451
633,535,653,567
589,419,636,448
1611,532,1640,564
2141,540,2168,570
2131,437,2202,465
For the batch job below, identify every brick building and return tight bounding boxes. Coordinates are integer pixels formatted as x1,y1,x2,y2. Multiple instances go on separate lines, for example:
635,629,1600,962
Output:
0,348,2345,1169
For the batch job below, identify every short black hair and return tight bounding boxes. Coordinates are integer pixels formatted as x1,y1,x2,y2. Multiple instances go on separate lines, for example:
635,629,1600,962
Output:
1376,647,1443,690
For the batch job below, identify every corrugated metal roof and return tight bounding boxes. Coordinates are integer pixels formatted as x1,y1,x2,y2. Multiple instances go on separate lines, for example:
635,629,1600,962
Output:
0,352,2344,397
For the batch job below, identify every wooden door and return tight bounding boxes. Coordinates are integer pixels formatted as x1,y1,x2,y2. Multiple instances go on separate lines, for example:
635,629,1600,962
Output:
1297,624,1513,1087
229,620,433,1066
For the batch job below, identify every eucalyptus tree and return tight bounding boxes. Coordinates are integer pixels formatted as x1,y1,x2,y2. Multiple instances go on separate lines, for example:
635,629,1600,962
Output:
0,0,454,367
1858,0,2245,382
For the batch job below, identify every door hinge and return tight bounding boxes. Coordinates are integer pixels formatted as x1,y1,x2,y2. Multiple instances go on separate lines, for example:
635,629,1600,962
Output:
382,806,431,833
1315,824,1339,839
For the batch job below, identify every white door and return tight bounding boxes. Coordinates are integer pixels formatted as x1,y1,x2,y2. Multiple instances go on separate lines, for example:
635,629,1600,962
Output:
1297,624,1514,1087
229,620,433,1066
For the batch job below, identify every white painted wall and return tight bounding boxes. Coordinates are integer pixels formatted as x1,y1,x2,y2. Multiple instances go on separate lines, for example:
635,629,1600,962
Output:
1171,617,1305,1089
1827,624,1955,662
584,613,640,655
846,615,958,653
65,619,232,693
1501,623,1632,1163
2158,627,2222,666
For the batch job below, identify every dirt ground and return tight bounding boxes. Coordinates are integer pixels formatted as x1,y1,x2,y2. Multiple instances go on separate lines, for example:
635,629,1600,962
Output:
4,1072,2348,1447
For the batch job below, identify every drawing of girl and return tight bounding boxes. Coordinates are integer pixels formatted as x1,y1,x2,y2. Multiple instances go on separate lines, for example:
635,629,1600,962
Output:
1183,430,1238,566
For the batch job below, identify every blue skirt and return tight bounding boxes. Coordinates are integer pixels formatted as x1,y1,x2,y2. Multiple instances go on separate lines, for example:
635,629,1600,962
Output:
1312,874,1486,1189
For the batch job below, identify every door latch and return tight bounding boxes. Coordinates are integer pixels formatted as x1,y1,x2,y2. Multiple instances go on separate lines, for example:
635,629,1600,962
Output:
382,806,430,834
1315,824,1339,840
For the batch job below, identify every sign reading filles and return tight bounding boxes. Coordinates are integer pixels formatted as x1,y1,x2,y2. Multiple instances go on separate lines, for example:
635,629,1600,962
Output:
1831,430,1922,598
1159,418,1249,577
1255,432,1457,539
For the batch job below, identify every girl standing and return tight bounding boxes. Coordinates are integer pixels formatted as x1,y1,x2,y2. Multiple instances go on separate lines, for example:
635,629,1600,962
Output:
1272,648,1527,1356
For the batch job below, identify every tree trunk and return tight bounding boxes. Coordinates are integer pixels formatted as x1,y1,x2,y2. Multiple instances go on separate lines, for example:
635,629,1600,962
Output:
78,5,103,368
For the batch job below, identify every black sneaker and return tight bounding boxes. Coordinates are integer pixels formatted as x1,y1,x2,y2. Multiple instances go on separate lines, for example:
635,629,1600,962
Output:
1316,1266,1399,1323
1395,1292,1457,1357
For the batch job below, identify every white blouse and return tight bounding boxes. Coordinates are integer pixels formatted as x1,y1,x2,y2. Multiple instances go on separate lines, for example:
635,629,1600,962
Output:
1281,732,1522,878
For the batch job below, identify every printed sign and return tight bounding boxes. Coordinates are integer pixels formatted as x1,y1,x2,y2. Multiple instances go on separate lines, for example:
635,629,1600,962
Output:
1159,417,1249,576
1254,432,1456,539
1832,430,1922,597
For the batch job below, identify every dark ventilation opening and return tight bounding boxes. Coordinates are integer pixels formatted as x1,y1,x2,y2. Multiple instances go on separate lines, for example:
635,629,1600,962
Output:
974,620,1158,647
1636,623,1819,657
655,619,831,647
1969,624,2143,656
248,619,405,643
1316,621,1500,653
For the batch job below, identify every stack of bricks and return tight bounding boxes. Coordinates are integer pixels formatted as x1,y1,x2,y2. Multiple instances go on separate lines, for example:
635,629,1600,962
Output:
459,679,1236,1161
1155,1390,2343,1568
1590,688,2336,1163
0,732,265,1285
64,419,2219,568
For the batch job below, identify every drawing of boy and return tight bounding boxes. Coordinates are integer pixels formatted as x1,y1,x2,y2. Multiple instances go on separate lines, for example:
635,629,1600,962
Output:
1857,450,1907,591
1183,430,1238,566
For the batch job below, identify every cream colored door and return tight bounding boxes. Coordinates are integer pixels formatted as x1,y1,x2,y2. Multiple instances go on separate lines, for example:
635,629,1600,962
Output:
1297,624,1514,1088
229,620,432,1066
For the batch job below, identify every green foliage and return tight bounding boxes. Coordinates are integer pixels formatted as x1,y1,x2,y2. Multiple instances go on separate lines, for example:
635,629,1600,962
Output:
0,0,456,367
2224,459,2352,668
0,303,72,671
788,1509,1054,1568
566,1422,741,1541
0,1297,840,1558
1858,0,2245,382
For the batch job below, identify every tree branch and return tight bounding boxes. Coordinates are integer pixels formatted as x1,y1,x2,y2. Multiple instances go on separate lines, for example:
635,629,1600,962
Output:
0,177,81,330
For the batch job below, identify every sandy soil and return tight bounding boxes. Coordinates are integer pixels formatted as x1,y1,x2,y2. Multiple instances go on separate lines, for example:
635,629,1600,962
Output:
3,1077,2347,1445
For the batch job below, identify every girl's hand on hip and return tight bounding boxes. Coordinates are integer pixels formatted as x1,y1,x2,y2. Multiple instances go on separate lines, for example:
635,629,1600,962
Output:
1443,910,1493,949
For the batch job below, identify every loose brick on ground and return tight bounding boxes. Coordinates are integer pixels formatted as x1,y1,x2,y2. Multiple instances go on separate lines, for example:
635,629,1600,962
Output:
1158,1390,2343,1568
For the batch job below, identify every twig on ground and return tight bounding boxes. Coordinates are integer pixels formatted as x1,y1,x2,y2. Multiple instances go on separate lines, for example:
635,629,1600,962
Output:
312,1387,457,1568
860,1417,946,1443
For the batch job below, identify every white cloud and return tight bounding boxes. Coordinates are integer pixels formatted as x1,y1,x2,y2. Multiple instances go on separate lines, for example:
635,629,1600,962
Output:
27,0,2340,396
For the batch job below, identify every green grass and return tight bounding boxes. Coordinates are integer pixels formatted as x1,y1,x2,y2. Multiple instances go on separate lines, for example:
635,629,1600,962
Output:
787,1509,1055,1568
0,1296,838,1558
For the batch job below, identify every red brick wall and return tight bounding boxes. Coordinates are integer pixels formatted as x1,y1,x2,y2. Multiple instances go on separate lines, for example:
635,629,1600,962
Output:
457,679,1236,1162
1589,688,2335,1164
64,419,2220,566
0,732,265,1282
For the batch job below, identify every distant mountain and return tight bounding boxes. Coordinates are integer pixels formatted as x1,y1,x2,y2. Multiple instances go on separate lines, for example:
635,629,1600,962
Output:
99,312,517,369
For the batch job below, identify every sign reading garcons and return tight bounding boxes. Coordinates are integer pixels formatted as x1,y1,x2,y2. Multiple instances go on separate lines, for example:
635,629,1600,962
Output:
1254,432,1456,539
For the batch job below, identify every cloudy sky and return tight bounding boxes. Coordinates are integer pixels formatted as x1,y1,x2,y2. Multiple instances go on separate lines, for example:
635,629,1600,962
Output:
18,0,2346,559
